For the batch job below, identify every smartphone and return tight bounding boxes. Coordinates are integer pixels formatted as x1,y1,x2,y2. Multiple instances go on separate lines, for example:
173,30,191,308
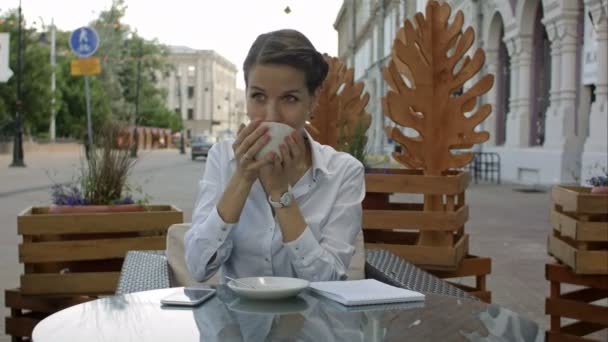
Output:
160,287,216,307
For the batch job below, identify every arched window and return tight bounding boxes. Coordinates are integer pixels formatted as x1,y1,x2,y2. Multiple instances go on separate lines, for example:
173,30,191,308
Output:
496,19,510,146
530,3,551,146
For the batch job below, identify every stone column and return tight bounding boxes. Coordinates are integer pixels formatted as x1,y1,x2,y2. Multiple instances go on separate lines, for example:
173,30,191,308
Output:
505,35,533,147
484,49,499,146
584,1,608,153
544,12,581,149
540,20,562,147
505,36,519,147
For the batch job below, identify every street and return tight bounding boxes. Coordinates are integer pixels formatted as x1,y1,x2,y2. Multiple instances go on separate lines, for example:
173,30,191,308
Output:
0,146,604,341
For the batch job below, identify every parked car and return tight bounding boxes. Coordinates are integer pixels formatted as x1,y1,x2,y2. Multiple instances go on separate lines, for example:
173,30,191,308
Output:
190,135,215,160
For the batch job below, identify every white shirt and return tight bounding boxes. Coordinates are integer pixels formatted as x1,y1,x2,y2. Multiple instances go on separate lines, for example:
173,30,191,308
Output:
184,133,365,283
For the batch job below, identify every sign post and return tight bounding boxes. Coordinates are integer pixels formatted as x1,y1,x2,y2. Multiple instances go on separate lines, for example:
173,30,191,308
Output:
69,27,100,153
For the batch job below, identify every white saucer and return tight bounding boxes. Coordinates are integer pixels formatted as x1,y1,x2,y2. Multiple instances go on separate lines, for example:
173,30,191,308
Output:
228,296,309,314
227,277,309,300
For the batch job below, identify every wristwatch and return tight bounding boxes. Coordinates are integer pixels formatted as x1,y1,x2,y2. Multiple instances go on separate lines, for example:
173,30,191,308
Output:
268,189,293,208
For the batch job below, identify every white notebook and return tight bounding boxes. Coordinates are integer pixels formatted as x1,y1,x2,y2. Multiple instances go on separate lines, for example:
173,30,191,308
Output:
309,279,425,306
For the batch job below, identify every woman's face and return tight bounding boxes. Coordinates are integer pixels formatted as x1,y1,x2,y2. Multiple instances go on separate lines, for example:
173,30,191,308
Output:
246,64,318,131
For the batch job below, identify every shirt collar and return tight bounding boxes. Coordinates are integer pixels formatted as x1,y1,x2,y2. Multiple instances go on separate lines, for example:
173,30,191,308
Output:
227,128,331,182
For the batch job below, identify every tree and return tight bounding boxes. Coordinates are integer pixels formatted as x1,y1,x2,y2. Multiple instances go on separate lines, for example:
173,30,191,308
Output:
0,10,53,138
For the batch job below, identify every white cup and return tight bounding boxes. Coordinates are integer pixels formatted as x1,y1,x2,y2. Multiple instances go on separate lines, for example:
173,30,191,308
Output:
255,122,296,161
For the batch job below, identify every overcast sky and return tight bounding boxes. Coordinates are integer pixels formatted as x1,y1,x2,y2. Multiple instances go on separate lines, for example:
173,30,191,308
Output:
2,0,343,88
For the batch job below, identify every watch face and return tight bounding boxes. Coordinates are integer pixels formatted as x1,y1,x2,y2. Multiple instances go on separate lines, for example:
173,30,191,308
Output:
280,192,292,206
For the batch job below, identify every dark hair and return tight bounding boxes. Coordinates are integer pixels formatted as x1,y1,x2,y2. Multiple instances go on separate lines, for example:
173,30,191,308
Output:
243,29,329,94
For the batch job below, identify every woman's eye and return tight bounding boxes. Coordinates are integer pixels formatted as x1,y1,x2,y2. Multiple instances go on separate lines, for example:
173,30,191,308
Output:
284,95,298,103
251,93,266,102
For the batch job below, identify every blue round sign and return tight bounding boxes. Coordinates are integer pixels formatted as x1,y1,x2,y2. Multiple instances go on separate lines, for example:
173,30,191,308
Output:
69,27,99,58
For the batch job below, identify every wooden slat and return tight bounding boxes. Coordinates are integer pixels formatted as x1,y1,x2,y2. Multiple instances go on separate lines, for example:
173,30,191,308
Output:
20,272,120,295
560,321,607,337
365,234,468,268
470,291,491,303
18,206,183,235
546,331,600,342
546,297,608,325
19,236,166,263
546,263,608,290
552,186,608,214
560,287,608,303
551,209,608,242
548,234,608,274
364,171,469,195
428,255,491,278
5,315,40,338
362,205,468,231
4,288,93,313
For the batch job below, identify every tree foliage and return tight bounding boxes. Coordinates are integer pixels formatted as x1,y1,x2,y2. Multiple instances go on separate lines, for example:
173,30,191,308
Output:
0,1,181,140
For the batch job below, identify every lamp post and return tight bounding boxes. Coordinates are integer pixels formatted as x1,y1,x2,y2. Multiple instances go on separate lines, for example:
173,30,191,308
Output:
225,93,232,133
34,16,56,143
130,36,143,158
176,71,185,154
10,0,25,167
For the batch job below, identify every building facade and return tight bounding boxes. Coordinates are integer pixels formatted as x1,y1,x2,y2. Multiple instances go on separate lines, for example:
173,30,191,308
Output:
335,0,607,185
159,46,242,140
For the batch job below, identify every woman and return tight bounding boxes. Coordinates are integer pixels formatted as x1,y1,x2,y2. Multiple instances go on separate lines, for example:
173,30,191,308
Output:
185,29,365,283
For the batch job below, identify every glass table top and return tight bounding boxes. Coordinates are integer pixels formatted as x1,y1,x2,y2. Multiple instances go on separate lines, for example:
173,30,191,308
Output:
32,286,544,342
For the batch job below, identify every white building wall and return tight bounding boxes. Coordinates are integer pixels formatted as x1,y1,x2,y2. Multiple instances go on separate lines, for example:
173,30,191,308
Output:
335,0,607,185
161,47,237,139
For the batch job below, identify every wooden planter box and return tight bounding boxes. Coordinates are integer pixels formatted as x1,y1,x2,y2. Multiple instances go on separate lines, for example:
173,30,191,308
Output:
545,263,608,341
16,205,183,295
363,169,470,270
548,186,608,275
5,288,94,340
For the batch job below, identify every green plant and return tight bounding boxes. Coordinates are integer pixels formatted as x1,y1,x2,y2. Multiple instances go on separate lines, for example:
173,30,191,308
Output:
345,120,368,167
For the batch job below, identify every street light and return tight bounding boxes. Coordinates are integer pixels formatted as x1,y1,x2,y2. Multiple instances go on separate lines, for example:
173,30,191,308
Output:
10,0,25,167
225,93,232,132
129,34,143,158
33,16,57,143
176,70,185,154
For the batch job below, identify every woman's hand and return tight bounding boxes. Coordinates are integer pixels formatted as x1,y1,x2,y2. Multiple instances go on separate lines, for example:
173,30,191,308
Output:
259,130,308,198
233,120,273,183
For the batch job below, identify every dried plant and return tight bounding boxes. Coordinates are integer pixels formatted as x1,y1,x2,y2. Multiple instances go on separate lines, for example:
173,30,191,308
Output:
381,1,494,246
382,1,494,175
307,54,371,164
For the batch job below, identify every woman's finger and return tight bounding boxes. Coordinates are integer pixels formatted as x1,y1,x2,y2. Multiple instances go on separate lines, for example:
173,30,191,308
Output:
233,120,262,151
234,125,268,158
248,152,275,170
246,131,271,160
285,134,301,160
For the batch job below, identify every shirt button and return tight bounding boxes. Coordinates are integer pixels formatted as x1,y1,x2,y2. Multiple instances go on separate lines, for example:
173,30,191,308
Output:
265,258,270,262
221,227,226,231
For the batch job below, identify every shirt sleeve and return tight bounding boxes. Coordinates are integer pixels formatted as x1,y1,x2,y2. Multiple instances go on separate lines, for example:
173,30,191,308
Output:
284,161,365,281
184,142,235,282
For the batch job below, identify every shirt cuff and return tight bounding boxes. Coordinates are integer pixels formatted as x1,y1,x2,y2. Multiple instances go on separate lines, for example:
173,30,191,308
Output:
205,206,235,246
285,227,322,267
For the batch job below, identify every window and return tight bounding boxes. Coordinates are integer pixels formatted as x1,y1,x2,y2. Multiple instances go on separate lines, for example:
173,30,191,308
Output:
187,108,194,120
175,108,180,115
187,86,195,99
187,129,191,139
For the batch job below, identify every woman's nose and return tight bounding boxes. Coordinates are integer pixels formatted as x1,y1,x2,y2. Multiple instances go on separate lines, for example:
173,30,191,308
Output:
265,101,280,121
